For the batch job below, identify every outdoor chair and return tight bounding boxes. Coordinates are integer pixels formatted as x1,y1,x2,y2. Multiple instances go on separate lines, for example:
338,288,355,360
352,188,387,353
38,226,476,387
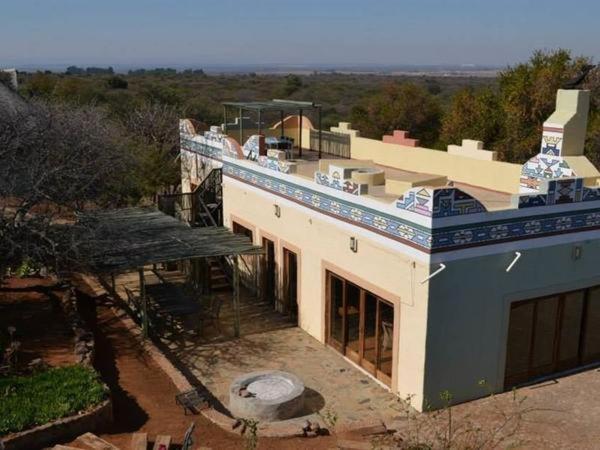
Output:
176,388,210,415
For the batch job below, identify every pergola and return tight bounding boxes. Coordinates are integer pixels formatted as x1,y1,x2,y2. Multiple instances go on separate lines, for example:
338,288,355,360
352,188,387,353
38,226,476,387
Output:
221,99,323,158
78,208,262,338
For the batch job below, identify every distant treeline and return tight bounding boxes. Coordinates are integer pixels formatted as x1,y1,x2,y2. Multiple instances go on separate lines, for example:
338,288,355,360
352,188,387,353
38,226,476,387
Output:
60,66,206,76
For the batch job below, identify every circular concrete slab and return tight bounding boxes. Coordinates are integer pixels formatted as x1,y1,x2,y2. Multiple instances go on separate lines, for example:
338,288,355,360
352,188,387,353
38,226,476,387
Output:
229,370,305,421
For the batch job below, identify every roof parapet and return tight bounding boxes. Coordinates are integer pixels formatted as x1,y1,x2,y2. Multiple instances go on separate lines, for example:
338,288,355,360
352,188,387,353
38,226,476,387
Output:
447,139,498,161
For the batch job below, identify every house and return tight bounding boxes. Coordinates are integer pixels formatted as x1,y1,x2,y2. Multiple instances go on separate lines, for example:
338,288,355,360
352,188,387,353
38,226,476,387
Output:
178,91,600,411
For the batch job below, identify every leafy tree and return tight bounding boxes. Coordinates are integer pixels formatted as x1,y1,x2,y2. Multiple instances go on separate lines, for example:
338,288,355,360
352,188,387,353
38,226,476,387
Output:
495,49,591,161
23,72,57,98
351,82,442,146
53,77,105,104
106,76,128,89
279,74,303,97
439,87,503,149
65,65,85,76
439,49,597,163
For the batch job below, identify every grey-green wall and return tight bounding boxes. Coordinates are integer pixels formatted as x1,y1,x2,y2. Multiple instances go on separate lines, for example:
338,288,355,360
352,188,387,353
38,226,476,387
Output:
422,236,600,409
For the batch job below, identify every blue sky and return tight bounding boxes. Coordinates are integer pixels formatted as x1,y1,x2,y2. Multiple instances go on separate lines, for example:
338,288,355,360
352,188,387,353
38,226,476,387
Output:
1,0,599,69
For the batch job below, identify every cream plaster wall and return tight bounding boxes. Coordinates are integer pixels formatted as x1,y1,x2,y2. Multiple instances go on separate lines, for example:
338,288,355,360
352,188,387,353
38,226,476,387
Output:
222,176,432,410
349,135,523,194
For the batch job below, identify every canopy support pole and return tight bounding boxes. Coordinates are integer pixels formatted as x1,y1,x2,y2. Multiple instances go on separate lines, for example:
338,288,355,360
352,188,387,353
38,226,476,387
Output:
239,107,244,145
257,109,262,135
233,255,241,338
318,106,323,159
298,109,303,158
139,268,148,338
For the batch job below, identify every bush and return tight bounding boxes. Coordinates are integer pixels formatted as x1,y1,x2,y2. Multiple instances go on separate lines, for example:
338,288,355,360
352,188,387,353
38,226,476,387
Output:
0,365,108,436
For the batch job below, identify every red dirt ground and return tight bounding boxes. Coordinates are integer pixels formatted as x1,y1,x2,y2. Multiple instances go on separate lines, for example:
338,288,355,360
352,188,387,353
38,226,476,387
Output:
64,300,339,450
0,278,76,368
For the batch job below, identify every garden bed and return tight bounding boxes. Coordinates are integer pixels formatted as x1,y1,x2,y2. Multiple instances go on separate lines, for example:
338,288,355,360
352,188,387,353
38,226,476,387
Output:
0,365,108,436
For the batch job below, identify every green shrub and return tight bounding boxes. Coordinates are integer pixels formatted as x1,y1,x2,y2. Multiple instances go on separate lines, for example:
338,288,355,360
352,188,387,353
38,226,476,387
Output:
0,365,108,436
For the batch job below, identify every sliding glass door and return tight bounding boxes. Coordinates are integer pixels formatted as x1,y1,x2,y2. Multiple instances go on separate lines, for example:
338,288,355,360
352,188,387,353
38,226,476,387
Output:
326,271,394,386
505,285,600,388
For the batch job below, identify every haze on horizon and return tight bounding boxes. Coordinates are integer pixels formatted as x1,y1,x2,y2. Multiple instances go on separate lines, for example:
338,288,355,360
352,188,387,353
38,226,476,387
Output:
2,0,599,70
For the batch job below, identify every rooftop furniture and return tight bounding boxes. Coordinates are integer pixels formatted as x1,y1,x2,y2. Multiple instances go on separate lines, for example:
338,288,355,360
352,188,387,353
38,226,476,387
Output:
222,99,323,158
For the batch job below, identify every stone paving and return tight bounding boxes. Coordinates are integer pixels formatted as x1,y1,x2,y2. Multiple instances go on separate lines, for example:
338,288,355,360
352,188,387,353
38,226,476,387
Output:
160,326,406,427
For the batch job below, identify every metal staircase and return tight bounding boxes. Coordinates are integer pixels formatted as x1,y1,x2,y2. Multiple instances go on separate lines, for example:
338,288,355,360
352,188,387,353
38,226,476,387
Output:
158,168,246,294
158,168,223,227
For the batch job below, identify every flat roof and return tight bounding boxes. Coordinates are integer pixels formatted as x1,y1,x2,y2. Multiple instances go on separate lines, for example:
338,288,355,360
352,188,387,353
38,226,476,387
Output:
286,153,513,211
222,99,321,111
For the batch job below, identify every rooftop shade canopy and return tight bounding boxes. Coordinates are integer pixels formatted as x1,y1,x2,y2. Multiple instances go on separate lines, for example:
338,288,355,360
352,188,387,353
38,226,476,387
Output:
221,99,321,111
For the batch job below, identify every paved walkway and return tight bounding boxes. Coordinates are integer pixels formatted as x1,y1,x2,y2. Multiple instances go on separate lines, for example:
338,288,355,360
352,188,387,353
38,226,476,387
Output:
160,326,405,428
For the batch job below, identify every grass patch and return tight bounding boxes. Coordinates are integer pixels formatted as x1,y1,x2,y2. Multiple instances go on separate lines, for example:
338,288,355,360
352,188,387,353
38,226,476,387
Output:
0,365,108,436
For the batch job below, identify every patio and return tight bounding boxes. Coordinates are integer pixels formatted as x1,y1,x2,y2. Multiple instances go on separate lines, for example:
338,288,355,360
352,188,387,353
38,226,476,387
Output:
107,265,404,429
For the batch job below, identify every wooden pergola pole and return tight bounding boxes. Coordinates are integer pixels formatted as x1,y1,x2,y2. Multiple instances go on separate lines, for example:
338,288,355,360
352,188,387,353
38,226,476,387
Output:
233,255,241,338
298,109,303,158
139,268,148,338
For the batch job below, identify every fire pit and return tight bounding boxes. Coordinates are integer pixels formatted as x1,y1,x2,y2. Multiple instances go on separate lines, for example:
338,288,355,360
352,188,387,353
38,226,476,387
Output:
229,370,305,421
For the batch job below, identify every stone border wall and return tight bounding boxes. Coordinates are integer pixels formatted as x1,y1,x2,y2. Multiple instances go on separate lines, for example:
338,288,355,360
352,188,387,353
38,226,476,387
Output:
49,288,95,366
1,398,112,450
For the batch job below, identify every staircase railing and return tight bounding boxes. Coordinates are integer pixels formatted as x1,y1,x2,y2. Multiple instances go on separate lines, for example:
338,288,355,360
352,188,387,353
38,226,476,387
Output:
158,167,258,295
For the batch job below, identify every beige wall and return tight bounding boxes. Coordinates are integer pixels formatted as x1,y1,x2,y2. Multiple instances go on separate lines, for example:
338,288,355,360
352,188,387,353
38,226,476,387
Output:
349,135,523,194
424,237,600,408
223,176,433,410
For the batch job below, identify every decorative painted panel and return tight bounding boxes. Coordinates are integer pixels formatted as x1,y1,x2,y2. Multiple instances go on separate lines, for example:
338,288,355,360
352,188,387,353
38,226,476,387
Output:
181,131,600,253
540,126,564,156
257,155,297,174
515,177,600,209
181,136,223,160
223,161,600,253
242,135,261,161
314,171,368,195
520,154,574,192
396,187,486,218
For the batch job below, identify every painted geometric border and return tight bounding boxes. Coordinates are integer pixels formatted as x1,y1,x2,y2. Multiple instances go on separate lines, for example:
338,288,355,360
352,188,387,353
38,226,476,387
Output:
223,163,433,251
184,137,600,253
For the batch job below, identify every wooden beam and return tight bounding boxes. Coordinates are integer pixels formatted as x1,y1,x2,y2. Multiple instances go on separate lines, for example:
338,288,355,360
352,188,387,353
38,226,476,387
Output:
131,433,148,450
153,434,172,450
139,268,148,338
233,255,241,337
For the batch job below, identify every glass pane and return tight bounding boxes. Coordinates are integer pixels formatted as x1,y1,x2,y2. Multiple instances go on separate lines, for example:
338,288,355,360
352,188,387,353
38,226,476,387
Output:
505,301,534,382
330,275,344,345
583,287,600,362
363,293,378,367
378,300,394,377
346,283,361,354
557,291,585,366
261,239,276,304
530,296,559,375
287,252,298,319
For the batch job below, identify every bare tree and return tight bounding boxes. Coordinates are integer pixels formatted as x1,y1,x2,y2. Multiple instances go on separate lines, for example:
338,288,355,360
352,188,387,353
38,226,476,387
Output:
122,102,182,196
0,98,135,277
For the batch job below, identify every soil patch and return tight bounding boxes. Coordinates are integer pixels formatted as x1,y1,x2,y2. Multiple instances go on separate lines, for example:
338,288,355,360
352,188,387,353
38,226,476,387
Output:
0,278,76,368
